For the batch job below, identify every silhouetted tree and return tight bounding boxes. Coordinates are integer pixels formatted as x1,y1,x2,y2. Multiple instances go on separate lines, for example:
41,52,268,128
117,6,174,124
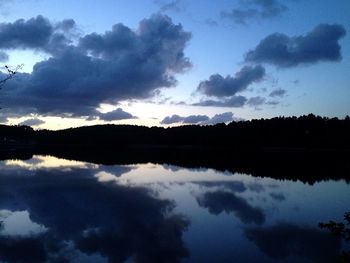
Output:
319,212,350,262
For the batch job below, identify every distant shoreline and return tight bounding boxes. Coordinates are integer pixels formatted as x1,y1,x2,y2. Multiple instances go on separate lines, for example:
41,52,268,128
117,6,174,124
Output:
1,145,349,184
1,114,350,183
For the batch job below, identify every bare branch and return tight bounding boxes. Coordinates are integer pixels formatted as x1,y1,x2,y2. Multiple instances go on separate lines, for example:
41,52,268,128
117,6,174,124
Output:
0,64,23,88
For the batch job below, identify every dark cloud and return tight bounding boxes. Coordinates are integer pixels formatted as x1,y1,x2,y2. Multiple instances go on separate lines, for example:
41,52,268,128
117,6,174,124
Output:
55,19,76,32
97,108,137,121
0,15,53,49
221,0,288,25
197,65,265,97
255,0,288,18
269,88,286,97
247,96,266,106
193,95,248,107
160,114,185,124
1,14,191,118
160,114,212,125
155,0,182,12
79,14,191,72
193,95,271,108
160,112,236,125
197,190,265,225
221,8,258,25
245,223,340,262
266,100,279,105
0,15,75,55
18,118,45,126
202,112,235,125
245,24,346,67
183,114,209,124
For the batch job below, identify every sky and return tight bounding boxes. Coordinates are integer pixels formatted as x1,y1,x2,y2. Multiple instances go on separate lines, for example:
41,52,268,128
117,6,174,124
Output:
0,0,349,129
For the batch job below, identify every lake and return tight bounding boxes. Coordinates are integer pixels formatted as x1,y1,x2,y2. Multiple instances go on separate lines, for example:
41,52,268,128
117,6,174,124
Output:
0,155,349,263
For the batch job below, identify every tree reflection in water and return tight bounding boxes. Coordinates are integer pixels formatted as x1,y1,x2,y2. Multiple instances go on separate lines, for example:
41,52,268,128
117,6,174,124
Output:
0,156,348,263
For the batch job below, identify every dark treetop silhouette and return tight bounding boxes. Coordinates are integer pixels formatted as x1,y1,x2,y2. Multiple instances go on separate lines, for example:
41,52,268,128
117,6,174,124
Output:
1,114,350,183
319,212,350,262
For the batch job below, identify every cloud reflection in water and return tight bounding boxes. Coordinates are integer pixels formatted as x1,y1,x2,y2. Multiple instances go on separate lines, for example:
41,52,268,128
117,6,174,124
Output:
0,158,189,263
0,155,347,263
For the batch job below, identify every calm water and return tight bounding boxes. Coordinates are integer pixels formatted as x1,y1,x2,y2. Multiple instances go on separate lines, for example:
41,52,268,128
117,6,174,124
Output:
0,155,349,263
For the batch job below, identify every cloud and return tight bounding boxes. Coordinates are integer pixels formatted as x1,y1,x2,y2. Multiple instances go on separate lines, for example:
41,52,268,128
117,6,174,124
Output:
222,8,258,25
245,24,346,67
18,118,45,126
97,108,136,121
160,114,209,125
269,88,286,97
245,223,341,262
0,15,76,55
193,95,273,108
197,190,265,225
266,100,279,105
193,96,248,107
183,114,209,124
160,112,237,125
202,112,235,125
221,0,288,25
0,15,52,49
1,14,191,119
0,165,190,263
55,19,76,32
197,65,265,97
247,96,266,106
197,181,247,193
155,0,182,12
160,114,185,124
79,14,191,70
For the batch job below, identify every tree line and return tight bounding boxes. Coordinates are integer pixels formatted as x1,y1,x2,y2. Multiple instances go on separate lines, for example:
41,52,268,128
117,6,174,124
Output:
1,114,350,183
1,114,350,150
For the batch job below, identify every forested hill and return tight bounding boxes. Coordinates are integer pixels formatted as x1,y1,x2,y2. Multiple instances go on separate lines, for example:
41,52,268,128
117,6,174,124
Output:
1,114,350,150
1,114,350,182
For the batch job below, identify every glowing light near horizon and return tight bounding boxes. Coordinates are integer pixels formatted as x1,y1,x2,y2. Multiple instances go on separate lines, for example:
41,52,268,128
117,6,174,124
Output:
4,155,97,169
94,163,256,186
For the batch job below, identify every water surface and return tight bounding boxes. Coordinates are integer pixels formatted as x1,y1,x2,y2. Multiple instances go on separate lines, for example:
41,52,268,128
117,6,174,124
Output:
0,155,348,263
